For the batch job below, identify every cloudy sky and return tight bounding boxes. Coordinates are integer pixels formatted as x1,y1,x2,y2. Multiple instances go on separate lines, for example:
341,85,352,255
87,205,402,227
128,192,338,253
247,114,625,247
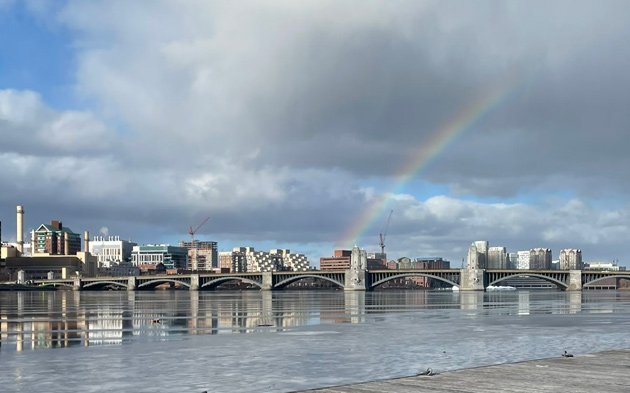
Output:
1,0,630,266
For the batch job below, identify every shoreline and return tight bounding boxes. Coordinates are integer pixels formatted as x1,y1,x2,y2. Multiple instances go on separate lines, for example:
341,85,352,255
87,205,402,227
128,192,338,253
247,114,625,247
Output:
0,283,56,291
297,348,630,392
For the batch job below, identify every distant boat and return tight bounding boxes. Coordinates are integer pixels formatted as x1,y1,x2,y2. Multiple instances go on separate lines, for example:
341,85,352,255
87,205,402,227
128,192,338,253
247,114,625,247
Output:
451,286,460,291
486,285,516,291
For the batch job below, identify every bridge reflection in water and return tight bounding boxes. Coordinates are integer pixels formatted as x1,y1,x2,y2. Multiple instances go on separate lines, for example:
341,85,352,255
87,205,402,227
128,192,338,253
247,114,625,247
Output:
1,289,619,352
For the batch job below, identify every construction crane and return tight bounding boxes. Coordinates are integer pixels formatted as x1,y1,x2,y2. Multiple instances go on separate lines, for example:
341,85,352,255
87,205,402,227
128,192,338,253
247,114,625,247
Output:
188,216,210,247
379,209,394,255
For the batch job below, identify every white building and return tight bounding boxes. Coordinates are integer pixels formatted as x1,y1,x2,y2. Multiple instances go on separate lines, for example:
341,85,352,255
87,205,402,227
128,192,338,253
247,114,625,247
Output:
585,261,623,271
89,236,137,268
559,249,583,270
487,246,508,269
507,252,519,269
517,250,530,270
530,248,552,269
271,249,310,272
246,249,283,272
219,247,310,272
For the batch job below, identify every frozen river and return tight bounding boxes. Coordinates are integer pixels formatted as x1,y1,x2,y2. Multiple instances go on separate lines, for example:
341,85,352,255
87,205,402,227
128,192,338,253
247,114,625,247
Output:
2,289,630,392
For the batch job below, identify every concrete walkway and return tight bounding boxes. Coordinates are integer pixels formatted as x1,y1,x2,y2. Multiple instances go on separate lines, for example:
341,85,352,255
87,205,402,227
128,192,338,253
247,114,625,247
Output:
299,349,630,392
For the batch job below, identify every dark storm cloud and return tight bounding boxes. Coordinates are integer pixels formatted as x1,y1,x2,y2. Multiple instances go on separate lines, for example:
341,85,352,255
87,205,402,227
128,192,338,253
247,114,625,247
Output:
3,1,630,263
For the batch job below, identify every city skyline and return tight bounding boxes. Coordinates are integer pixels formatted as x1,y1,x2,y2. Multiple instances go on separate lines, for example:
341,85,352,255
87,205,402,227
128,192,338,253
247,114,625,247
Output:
0,203,614,269
2,2,630,266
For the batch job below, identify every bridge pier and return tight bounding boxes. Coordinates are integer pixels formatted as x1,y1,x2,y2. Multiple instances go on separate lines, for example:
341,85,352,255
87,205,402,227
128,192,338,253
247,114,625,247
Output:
190,274,199,291
460,268,485,291
568,270,582,291
261,272,273,290
127,276,137,291
72,277,83,291
344,269,367,291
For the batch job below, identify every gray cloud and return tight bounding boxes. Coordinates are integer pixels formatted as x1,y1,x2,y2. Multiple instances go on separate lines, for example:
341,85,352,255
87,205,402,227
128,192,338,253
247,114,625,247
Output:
2,1,630,264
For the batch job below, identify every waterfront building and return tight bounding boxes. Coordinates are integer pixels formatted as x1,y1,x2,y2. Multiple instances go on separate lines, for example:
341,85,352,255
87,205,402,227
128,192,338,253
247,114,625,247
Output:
245,249,283,272
529,248,552,269
4,255,91,279
219,248,247,272
270,249,310,271
487,247,508,269
179,240,218,271
507,252,519,269
585,261,625,271
1,244,19,259
517,251,530,270
320,250,352,270
320,249,385,270
89,236,136,268
397,256,413,269
32,220,81,256
98,260,140,276
559,249,583,270
131,245,188,269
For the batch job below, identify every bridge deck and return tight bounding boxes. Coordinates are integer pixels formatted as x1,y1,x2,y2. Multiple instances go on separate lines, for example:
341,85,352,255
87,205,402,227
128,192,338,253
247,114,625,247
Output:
300,349,630,393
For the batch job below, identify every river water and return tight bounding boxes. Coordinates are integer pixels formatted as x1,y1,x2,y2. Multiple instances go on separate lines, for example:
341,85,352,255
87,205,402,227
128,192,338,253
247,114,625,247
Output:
2,289,630,392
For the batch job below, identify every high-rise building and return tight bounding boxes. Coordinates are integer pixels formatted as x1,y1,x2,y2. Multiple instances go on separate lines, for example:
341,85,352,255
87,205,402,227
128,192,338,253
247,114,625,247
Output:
474,241,489,269
487,246,508,269
529,248,552,269
517,251,530,269
32,220,81,256
180,240,218,271
219,248,247,272
89,236,136,268
507,252,519,269
131,244,188,269
559,249,582,270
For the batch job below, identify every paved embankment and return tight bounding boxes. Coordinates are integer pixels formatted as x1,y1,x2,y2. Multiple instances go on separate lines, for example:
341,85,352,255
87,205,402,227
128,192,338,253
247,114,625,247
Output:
299,349,630,392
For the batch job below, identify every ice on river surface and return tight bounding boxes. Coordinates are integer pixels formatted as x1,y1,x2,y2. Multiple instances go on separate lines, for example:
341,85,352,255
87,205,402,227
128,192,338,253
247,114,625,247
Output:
2,290,630,392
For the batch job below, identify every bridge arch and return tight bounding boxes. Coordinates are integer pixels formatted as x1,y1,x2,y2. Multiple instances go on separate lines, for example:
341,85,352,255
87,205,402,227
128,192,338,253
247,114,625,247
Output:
274,275,344,289
488,273,568,289
370,273,459,289
137,278,190,289
82,281,128,290
201,277,263,290
583,275,630,288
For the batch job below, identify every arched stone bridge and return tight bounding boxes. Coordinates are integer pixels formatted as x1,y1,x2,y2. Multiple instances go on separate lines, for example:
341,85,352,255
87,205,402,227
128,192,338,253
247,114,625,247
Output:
32,269,630,291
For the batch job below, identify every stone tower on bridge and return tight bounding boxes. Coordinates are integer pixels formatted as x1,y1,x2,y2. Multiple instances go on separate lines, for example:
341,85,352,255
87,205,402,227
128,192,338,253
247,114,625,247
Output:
345,245,367,290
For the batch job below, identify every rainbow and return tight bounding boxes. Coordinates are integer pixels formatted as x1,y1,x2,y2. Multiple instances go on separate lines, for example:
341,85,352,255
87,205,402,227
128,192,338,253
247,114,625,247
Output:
339,73,523,247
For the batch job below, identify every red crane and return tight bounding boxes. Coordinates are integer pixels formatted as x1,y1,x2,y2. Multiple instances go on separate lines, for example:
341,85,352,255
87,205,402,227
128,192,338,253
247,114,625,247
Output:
379,209,394,255
188,216,210,247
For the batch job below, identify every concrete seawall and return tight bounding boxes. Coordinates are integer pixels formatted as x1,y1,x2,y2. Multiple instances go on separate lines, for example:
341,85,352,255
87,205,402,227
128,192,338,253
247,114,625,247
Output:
299,349,630,392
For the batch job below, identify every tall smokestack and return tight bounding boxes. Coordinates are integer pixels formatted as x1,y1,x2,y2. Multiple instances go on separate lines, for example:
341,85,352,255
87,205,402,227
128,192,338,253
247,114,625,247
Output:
84,230,89,253
16,205,24,253
64,231,69,255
